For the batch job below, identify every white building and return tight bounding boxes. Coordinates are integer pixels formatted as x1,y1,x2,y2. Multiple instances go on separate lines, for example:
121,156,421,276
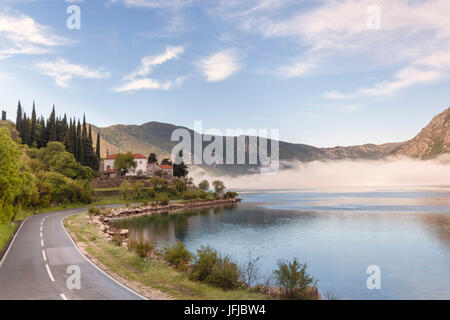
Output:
103,153,148,176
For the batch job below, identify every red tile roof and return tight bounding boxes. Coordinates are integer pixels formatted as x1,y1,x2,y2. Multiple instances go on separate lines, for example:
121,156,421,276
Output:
105,153,147,160
159,165,173,169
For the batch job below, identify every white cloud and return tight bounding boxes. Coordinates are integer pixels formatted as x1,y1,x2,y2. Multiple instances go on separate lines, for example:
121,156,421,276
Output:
108,0,196,8
116,46,186,92
113,76,185,92
36,58,110,87
215,0,450,94
0,8,71,58
197,49,241,82
125,45,184,80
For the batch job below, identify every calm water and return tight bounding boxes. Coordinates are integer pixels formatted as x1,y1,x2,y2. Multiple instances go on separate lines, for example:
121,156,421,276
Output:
114,187,450,299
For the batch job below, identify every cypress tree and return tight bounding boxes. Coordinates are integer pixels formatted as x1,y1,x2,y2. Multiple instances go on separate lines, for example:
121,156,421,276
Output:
31,101,37,145
96,133,101,164
1,110,6,121
38,116,47,148
22,112,31,146
76,120,82,163
48,105,57,141
16,100,22,134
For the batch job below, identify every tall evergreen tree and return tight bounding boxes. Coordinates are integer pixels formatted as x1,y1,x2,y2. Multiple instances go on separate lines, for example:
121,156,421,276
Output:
38,116,47,148
76,120,82,163
21,112,31,146
48,105,57,142
1,110,6,121
16,100,22,133
96,133,101,163
31,101,37,145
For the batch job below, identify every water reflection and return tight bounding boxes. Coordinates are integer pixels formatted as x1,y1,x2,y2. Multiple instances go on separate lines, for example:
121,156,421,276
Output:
112,188,450,299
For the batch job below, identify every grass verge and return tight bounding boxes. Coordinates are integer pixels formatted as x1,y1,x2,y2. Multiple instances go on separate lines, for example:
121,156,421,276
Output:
65,212,265,300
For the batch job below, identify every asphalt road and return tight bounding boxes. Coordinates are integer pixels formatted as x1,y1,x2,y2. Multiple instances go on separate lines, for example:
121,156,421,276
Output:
0,205,145,300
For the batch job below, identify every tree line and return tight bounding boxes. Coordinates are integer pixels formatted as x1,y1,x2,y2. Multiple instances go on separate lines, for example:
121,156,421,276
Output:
15,100,100,171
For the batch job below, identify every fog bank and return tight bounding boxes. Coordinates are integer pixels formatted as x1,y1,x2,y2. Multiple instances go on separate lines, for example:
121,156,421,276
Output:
190,155,450,189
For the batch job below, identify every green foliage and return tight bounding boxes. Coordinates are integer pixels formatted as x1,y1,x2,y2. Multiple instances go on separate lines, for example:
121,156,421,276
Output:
133,181,145,199
273,258,316,299
158,196,169,206
120,181,132,200
189,246,240,290
129,240,154,258
114,152,137,175
162,241,192,271
225,191,238,199
174,178,187,193
212,180,225,195
147,152,158,164
182,190,198,201
35,142,93,180
198,180,210,191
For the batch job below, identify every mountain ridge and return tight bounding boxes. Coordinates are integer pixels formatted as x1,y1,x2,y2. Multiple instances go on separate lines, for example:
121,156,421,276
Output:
90,107,449,175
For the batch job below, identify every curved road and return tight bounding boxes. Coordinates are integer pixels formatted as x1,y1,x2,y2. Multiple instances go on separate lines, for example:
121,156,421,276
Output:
0,205,145,300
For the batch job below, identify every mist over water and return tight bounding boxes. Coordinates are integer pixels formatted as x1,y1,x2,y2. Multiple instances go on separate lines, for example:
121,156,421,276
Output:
191,155,450,189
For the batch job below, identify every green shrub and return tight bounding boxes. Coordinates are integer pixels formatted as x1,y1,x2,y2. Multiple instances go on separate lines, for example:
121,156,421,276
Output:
88,206,100,216
225,191,238,199
159,196,169,206
273,258,317,300
120,181,132,200
174,179,188,193
189,246,240,290
129,240,154,258
182,190,198,201
167,186,178,196
133,181,144,199
162,241,192,271
146,188,156,198
198,191,208,200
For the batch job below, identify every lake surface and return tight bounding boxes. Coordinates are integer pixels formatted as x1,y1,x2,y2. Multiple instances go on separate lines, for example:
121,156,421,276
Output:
114,187,450,299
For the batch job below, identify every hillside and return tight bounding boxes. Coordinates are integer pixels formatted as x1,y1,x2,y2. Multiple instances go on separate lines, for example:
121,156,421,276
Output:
90,107,449,175
394,107,450,159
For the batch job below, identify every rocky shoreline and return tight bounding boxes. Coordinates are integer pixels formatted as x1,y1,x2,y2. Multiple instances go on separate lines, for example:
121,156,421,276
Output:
87,198,321,300
105,198,240,220
89,198,241,249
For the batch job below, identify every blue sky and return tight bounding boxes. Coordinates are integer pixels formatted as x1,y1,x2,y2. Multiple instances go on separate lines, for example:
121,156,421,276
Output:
0,0,449,147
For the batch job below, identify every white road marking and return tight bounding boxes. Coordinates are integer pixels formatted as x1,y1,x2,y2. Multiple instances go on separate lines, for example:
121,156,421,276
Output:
40,232,42,238
45,264,55,282
60,293,68,300
42,250,47,261
0,218,28,268
60,215,147,300
41,239,44,247
40,226,43,232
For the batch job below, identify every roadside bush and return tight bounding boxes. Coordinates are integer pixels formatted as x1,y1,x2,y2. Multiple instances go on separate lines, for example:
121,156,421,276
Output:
189,246,241,290
273,258,317,300
129,240,154,258
88,206,100,216
162,241,192,271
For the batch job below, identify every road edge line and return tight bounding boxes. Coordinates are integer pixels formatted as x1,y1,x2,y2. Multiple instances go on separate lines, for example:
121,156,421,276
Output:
60,214,148,300
0,217,29,268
